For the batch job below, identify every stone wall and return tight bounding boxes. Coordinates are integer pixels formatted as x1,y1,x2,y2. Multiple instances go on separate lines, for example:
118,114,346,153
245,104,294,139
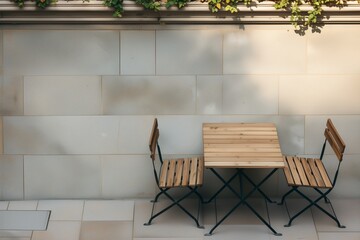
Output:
0,25,359,200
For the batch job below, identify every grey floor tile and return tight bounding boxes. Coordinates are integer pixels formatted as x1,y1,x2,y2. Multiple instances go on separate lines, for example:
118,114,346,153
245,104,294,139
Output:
0,238,30,240
318,232,360,240
80,221,132,240
312,199,360,232
37,200,84,221
0,210,50,231
0,230,32,238
134,199,204,238
203,198,267,225
268,199,319,240
83,200,134,221
8,201,38,210
31,221,81,240
204,225,271,240
0,199,356,240
133,238,203,240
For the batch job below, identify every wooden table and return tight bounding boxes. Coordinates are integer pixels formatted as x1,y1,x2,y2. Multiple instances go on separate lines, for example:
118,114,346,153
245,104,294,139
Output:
203,122,285,236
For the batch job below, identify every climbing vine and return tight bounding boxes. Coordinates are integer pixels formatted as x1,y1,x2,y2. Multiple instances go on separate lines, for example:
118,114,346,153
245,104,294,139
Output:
14,0,54,8
203,0,251,13
103,0,124,16
274,0,347,29
11,0,357,29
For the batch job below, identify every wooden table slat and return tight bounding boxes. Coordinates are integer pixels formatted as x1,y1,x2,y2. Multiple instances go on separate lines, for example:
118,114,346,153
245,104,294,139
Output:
204,139,279,144
204,123,275,127
205,161,285,168
205,156,284,161
203,123,284,169
204,147,281,153
203,131,277,135
204,135,278,140
205,152,283,157
204,143,280,148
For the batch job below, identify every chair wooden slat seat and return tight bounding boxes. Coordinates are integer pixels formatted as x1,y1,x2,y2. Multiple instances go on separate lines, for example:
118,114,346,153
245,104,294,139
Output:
283,156,332,188
280,119,346,229
301,158,317,187
159,157,204,188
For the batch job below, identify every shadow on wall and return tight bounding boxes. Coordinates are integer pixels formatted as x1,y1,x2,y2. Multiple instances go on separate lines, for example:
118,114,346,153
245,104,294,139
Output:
155,29,223,75
3,117,67,155
0,76,23,116
103,76,195,115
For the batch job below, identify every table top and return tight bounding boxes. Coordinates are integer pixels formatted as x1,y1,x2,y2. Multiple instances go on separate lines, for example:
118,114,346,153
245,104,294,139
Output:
203,123,285,169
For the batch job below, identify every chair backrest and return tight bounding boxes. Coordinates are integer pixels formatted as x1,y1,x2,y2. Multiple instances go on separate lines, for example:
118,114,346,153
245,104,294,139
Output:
324,119,346,161
149,118,159,161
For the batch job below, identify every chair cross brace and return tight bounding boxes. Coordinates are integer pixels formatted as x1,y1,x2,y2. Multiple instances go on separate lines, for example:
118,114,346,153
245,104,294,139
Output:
144,185,204,228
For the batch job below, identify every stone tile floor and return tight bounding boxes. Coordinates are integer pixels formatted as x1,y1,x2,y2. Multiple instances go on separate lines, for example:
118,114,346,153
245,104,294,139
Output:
0,198,359,240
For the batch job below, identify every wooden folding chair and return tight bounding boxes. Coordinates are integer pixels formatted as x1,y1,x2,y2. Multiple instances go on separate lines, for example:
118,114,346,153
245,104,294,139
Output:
144,118,204,228
279,119,346,228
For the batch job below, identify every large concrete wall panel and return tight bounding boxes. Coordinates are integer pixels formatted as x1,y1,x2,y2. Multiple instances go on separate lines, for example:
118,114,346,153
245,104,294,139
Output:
3,30,119,75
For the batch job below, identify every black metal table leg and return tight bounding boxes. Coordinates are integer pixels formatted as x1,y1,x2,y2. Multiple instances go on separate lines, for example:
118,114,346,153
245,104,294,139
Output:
204,169,245,236
204,168,240,203
241,169,279,203
205,168,282,236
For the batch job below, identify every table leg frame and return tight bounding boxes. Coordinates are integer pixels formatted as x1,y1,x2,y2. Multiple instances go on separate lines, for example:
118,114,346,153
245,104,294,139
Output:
205,168,282,236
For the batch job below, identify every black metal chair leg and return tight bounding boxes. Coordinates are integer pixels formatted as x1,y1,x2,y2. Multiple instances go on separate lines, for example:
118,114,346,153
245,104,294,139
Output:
145,187,203,228
151,189,168,203
285,205,310,227
284,188,324,227
278,187,296,205
307,197,345,228
327,200,346,228
164,190,204,228
145,189,191,226
285,188,345,228
189,186,205,204
196,193,205,229
144,197,157,226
